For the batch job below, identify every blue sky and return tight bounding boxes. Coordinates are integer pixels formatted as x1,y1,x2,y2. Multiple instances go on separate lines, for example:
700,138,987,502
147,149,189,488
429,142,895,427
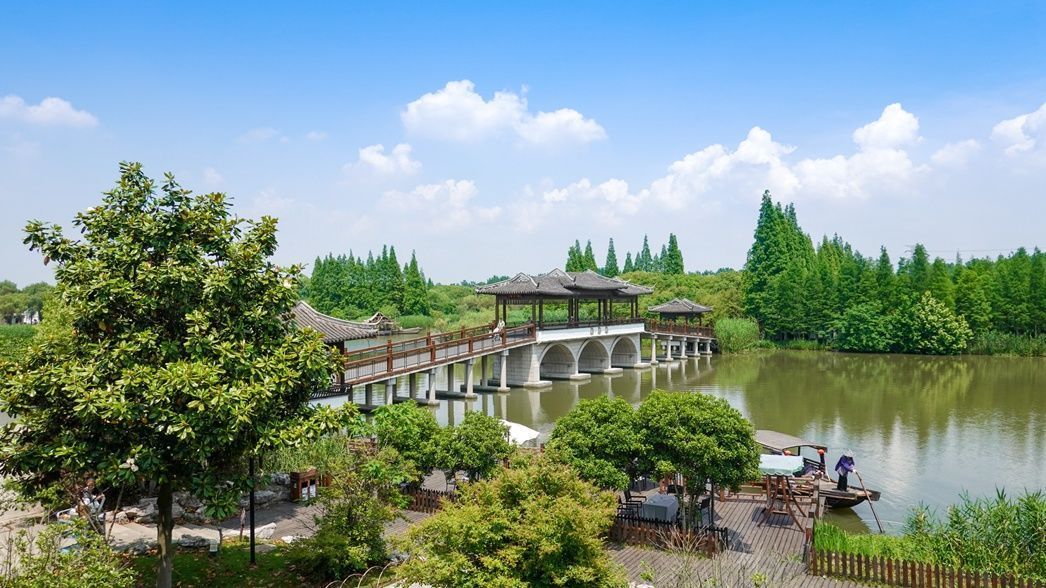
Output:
3,2,1045,285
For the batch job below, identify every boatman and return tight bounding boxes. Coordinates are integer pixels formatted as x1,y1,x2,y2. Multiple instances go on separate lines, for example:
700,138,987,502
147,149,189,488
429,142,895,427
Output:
834,450,856,490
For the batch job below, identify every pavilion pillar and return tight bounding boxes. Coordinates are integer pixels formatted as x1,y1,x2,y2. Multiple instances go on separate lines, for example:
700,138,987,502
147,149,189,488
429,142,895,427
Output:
481,355,489,386
426,368,439,406
364,383,374,406
538,299,544,328
447,364,455,395
649,335,659,365
665,336,673,361
408,373,418,401
385,379,396,405
464,359,476,398
498,350,510,392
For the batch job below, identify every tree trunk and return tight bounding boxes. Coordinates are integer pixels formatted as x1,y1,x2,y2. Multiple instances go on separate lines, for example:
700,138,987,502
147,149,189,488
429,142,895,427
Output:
156,483,174,588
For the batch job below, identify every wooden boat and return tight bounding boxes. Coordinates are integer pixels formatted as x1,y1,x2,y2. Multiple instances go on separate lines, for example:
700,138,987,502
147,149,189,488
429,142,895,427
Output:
755,430,881,509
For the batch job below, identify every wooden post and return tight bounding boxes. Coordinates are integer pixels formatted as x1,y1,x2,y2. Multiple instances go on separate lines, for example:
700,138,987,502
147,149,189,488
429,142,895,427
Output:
386,340,393,373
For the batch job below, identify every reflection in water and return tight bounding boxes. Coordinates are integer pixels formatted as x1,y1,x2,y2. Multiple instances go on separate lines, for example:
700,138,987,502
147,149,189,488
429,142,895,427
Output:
434,351,1046,534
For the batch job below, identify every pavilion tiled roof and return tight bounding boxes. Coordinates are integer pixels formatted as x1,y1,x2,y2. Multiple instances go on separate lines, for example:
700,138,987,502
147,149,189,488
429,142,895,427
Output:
291,301,378,344
476,269,652,297
648,298,712,314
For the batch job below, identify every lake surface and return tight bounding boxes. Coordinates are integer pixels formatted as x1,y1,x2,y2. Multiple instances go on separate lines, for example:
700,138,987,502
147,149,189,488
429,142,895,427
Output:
434,351,1046,533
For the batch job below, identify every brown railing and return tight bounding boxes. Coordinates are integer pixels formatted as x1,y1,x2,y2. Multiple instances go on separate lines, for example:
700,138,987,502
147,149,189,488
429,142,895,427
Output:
609,513,723,556
403,487,455,513
536,318,645,331
645,319,715,338
807,550,1043,588
338,322,537,386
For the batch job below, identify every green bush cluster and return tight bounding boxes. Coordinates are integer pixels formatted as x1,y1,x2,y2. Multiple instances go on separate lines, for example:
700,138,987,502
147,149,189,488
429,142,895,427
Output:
713,318,761,353
0,324,36,363
2,521,136,587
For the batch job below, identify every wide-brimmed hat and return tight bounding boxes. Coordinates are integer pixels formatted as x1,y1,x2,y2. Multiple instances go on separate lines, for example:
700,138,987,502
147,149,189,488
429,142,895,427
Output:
843,449,855,458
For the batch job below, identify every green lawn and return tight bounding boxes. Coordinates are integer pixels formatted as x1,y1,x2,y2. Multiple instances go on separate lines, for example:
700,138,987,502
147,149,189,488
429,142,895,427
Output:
130,541,312,587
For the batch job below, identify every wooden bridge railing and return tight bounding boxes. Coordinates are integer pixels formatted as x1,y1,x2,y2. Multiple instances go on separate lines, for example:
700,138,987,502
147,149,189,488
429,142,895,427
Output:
645,319,715,338
338,322,537,386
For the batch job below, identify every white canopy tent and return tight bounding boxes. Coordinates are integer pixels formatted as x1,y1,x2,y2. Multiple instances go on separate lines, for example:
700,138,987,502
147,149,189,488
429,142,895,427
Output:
500,419,540,446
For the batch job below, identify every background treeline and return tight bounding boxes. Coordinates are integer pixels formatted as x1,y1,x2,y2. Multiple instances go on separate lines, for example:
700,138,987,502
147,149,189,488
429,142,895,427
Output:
742,191,1045,355
564,234,685,275
305,246,430,320
0,280,53,324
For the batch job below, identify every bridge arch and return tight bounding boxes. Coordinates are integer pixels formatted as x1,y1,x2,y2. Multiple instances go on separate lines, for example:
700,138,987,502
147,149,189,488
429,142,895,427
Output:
577,339,611,373
610,336,639,367
539,343,577,379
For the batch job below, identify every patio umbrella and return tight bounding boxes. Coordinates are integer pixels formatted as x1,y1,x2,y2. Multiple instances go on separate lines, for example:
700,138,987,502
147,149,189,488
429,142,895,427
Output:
500,419,540,446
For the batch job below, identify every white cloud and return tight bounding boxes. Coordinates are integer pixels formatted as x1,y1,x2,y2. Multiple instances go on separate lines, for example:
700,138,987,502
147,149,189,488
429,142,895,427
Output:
305,130,327,141
202,167,224,188
0,95,98,127
239,127,289,144
352,143,421,176
251,189,294,214
402,80,606,145
991,102,1046,155
795,103,922,199
380,179,501,232
852,103,920,149
931,139,981,166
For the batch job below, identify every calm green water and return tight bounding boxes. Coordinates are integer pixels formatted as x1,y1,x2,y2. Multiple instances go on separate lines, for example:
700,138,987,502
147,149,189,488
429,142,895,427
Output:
436,351,1046,533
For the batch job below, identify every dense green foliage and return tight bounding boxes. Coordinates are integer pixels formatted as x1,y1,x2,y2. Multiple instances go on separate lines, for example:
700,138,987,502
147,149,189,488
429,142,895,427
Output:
0,280,53,324
743,191,1042,354
397,454,624,587
550,391,759,529
2,521,136,587
371,402,445,484
713,318,761,353
305,246,430,319
0,163,351,588
0,324,37,363
546,397,646,490
815,490,1046,581
285,444,408,580
436,411,513,482
624,270,744,321
636,392,760,493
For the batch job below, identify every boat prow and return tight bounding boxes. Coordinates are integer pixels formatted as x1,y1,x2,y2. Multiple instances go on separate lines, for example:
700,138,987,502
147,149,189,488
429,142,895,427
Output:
819,481,881,509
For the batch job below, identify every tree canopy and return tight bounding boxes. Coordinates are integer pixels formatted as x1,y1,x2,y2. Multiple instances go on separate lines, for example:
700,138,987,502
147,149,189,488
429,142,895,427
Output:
0,163,351,587
546,397,645,491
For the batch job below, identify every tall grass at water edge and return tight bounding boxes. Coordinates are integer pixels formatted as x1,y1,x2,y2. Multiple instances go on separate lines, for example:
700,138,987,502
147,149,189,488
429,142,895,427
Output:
814,490,1046,581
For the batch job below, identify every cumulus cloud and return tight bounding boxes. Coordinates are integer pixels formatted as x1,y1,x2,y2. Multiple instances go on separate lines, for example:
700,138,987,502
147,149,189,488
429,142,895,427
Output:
931,139,981,166
526,102,932,229
992,102,1046,155
0,94,98,127
795,103,923,199
380,179,501,231
305,130,327,141
402,80,606,145
239,127,289,143
352,143,421,176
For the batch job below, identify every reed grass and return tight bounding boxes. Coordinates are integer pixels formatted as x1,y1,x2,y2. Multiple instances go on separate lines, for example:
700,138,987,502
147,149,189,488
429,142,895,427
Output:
815,490,1046,581
713,318,761,353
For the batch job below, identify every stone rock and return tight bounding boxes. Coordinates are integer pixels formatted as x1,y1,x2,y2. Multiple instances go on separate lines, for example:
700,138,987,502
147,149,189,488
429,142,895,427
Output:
269,473,291,486
280,535,299,544
174,492,203,512
240,489,277,508
182,510,207,524
118,537,157,555
114,511,129,524
170,503,184,521
178,534,211,549
256,543,276,554
256,522,277,540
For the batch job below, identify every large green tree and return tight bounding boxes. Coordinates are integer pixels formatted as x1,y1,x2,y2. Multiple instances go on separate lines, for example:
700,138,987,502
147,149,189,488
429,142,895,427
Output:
663,233,685,274
603,238,620,277
0,163,350,588
402,251,430,315
547,397,646,491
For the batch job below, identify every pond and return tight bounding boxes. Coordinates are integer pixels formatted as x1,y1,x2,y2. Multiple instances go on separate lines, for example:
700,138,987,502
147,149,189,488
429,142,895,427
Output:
434,351,1046,534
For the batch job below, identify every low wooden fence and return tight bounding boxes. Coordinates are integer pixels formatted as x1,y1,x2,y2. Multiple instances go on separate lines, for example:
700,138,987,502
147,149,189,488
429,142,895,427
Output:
402,487,455,513
807,549,1043,588
609,514,721,556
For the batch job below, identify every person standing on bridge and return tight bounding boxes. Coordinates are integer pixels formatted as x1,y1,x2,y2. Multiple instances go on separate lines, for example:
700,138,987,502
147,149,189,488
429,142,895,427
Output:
834,450,856,491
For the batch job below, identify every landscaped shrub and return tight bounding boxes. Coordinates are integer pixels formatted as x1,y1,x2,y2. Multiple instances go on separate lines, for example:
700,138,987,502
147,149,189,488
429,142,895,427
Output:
714,317,761,353
2,521,137,587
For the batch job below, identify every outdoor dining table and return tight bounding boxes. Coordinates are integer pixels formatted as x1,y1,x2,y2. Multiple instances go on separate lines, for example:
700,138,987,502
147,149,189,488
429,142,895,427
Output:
640,492,679,522
757,454,806,531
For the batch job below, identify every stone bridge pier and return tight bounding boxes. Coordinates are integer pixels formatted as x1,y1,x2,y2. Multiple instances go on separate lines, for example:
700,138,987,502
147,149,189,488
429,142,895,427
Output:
491,325,648,388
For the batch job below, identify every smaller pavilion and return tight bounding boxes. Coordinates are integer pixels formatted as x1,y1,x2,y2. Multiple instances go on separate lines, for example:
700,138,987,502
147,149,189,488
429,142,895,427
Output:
648,298,713,325
476,269,653,328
